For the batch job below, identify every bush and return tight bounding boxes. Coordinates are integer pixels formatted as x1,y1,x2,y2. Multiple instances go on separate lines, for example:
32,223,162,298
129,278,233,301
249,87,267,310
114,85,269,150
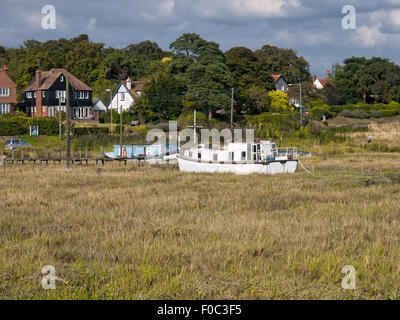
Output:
72,127,110,136
311,107,332,121
340,109,370,119
380,109,399,117
0,115,59,136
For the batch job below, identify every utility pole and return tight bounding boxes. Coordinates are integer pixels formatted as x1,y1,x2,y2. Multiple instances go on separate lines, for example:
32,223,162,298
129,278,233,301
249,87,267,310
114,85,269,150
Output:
299,81,303,127
58,97,62,141
120,103,123,158
230,87,234,130
65,76,71,171
106,88,113,136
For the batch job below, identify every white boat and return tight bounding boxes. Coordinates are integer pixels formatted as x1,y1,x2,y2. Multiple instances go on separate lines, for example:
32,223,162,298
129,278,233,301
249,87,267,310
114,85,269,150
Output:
177,141,298,175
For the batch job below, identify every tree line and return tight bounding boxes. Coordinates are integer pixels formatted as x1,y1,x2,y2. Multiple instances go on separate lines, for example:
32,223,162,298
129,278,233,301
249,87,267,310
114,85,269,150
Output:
2,34,400,122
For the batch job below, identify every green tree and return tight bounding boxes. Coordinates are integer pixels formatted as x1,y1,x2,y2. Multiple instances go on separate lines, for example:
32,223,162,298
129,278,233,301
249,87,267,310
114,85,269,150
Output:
169,33,233,119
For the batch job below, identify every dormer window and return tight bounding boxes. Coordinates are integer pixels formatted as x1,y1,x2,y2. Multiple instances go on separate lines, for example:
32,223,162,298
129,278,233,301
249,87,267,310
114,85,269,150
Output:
78,91,89,99
0,88,9,96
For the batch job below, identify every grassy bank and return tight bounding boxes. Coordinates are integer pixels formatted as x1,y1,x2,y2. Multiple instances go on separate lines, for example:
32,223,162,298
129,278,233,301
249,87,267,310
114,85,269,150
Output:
0,151,400,299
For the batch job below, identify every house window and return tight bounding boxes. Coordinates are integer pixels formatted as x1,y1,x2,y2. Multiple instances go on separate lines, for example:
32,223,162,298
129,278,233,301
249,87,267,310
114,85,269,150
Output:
0,88,9,96
34,92,36,98
42,91,46,98
26,92,32,99
213,154,218,162
85,91,89,99
198,153,201,159
49,106,54,117
241,152,246,161
56,91,66,102
229,152,234,161
0,104,9,114
59,75,64,82
189,151,193,158
78,91,84,99
120,92,125,101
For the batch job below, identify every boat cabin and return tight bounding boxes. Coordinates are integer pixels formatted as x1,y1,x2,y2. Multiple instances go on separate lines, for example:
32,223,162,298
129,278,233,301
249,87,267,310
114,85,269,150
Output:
182,141,293,163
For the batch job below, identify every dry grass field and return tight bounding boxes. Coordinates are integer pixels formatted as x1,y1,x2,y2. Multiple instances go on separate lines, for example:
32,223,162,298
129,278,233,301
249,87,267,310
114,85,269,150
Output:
1,149,400,300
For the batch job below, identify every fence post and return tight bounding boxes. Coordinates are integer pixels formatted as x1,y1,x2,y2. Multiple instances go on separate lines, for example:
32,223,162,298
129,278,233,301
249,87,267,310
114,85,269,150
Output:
21,149,24,164
101,146,104,166
1,155,5,172
11,149,15,164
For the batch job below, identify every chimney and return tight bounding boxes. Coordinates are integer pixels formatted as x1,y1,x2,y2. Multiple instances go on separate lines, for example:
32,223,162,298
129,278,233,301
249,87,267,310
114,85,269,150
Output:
36,69,41,90
326,70,331,79
126,76,132,90
3,64,8,75
312,75,317,82
35,69,43,116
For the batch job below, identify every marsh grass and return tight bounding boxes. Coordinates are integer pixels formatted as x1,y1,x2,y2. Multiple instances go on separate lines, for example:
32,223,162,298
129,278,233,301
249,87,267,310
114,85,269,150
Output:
1,150,400,299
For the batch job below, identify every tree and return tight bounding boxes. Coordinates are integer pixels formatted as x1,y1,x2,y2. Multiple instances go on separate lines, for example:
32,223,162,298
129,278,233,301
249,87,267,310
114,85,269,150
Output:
169,33,233,119
268,91,293,112
334,56,400,104
141,71,184,120
255,45,311,84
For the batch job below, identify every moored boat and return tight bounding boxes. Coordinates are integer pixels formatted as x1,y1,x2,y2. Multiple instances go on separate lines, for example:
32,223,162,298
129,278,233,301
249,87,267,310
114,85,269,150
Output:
177,141,299,175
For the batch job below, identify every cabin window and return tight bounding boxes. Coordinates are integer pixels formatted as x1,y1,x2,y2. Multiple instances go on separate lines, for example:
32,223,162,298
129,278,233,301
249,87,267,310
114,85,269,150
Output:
229,152,234,161
213,154,218,162
241,152,246,161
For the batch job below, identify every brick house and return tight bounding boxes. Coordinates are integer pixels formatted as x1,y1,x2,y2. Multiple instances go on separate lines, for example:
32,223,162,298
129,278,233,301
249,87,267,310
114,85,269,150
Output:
0,64,17,115
23,68,93,119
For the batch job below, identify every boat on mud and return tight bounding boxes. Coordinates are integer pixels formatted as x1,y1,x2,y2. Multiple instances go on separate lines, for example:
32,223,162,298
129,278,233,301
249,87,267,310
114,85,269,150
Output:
177,140,299,175
105,144,179,161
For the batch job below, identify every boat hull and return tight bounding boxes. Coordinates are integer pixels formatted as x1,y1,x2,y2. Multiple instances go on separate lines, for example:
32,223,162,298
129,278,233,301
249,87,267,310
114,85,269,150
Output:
177,156,298,175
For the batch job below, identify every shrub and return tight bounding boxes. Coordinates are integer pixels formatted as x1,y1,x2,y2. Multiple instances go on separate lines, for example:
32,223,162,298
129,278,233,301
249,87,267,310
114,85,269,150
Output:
72,127,110,136
0,115,59,136
311,108,332,121
380,109,399,117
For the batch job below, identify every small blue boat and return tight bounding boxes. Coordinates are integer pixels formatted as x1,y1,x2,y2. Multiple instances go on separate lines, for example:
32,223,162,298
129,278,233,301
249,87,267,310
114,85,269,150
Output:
105,144,179,160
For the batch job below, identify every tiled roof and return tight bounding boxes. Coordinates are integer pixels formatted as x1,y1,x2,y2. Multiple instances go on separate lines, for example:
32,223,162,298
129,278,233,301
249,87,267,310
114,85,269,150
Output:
271,75,281,83
24,69,93,92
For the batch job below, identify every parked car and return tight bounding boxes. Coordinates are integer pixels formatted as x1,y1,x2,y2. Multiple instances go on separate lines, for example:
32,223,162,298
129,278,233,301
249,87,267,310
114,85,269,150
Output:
4,139,32,150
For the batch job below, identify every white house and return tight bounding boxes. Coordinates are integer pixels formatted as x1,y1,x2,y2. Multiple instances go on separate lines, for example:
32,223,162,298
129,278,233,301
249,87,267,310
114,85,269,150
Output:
92,97,107,120
108,77,149,113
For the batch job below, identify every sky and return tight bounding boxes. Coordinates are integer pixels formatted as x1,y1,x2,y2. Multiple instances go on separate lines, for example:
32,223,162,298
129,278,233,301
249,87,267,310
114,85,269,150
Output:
1,0,400,77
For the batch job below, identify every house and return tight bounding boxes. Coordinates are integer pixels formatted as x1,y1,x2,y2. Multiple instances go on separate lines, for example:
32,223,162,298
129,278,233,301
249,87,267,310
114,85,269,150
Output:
0,64,17,115
23,68,93,120
271,75,289,93
92,98,107,120
108,77,149,113
313,71,332,89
